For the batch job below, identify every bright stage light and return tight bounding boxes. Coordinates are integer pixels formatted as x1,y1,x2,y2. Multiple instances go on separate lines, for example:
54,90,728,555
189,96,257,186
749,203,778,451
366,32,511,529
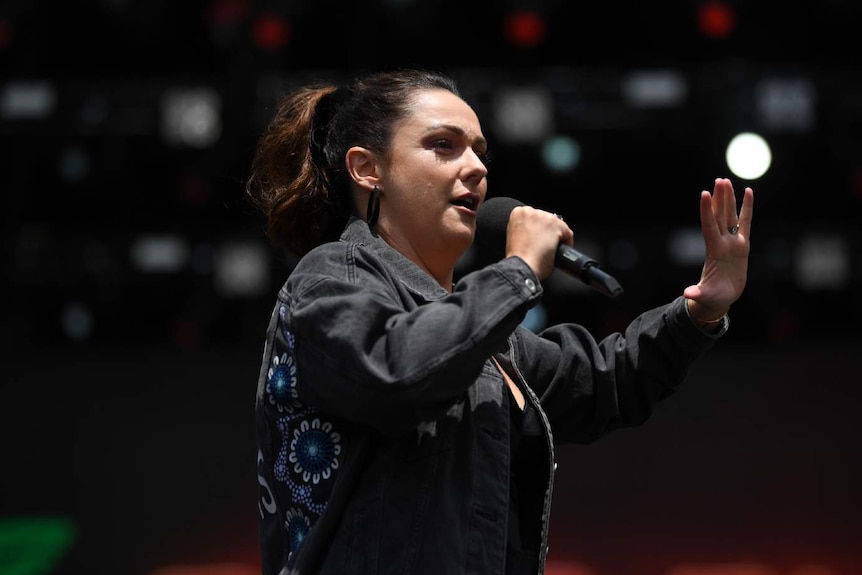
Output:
725,132,772,180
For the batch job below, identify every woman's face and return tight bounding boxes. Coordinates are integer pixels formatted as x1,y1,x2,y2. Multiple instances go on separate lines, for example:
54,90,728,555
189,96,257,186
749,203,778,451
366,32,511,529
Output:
375,88,489,279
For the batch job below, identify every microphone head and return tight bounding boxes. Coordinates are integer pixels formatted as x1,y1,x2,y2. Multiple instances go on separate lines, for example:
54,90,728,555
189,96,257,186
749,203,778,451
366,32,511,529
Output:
474,196,524,264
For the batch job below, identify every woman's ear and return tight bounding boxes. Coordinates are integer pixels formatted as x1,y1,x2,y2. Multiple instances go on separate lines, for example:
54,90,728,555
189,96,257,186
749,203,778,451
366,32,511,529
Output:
345,146,380,191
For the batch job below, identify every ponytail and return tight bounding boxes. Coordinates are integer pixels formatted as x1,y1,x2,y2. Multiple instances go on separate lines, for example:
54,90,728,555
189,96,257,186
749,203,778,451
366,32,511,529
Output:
245,85,351,257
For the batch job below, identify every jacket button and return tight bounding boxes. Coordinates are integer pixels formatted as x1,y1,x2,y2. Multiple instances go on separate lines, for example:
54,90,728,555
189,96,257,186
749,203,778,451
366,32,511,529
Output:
524,278,536,292
554,462,558,470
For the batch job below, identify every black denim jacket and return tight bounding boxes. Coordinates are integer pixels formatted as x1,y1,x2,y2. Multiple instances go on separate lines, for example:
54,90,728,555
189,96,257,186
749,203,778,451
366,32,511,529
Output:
255,217,726,575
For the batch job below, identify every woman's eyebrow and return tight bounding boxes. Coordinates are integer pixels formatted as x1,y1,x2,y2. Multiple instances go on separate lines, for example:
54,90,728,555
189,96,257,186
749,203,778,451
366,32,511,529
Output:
425,123,488,147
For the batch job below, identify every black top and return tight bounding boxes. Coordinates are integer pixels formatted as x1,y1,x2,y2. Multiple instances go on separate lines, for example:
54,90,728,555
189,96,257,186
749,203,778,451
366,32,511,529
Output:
507,389,544,574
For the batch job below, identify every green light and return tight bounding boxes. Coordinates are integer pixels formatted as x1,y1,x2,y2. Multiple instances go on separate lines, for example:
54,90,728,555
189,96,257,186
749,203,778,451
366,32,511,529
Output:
0,516,76,575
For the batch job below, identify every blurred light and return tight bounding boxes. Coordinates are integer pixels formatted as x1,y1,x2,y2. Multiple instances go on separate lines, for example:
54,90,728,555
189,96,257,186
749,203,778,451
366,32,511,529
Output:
160,87,222,148
789,566,838,575
667,227,705,266
668,564,780,575
78,92,110,129
179,172,211,206
492,86,554,144
697,1,737,39
607,238,639,272
213,240,270,297
545,560,598,575
191,243,215,274
58,145,90,183
81,241,117,278
130,235,190,273
547,268,591,295
0,81,56,119
0,19,14,50
252,13,291,51
541,135,581,173
61,302,95,341
794,235,849,290
521,302,548,332
0,516,76,575
754,76,816,132
768,309,801,341
853,167,862,201
207,0,250,27
725,132,771,180
504,9,546,47
207,0,251,45
171,319,200,350
765,237,793,272
148,563,257,575
621,69,687,108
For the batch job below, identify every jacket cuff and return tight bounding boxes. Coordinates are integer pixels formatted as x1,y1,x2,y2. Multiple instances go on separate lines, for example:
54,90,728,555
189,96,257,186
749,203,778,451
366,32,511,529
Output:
680,296,730,338
495,256,543,306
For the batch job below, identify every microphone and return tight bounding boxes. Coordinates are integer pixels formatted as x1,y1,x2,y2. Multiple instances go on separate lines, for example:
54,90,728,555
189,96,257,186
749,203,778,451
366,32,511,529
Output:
475,196,624,298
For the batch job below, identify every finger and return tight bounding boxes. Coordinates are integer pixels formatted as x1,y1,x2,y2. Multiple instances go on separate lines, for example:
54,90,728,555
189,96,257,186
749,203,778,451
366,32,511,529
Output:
551,212,575,245
723,179,739,226
737,187,754,236
712,178,728,231
699,190,721,243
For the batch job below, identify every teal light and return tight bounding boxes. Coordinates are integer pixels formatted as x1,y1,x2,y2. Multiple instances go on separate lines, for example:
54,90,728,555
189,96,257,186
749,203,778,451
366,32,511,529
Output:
541,135,581,173
521,303,548,332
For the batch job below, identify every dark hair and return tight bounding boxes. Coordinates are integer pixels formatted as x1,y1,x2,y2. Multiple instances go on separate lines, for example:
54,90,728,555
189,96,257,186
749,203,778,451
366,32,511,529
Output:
245,69,461,257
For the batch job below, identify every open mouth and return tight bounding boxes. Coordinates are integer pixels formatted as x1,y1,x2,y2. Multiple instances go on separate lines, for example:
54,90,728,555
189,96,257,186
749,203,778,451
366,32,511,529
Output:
451,195,478,210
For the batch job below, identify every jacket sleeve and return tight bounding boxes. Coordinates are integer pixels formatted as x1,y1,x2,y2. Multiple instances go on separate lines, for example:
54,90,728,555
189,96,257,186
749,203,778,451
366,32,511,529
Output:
285,247,542,436
513,295,726,443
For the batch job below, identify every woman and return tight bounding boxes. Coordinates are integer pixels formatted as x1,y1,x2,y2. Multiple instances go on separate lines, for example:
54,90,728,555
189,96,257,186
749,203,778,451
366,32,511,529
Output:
245,68,754,575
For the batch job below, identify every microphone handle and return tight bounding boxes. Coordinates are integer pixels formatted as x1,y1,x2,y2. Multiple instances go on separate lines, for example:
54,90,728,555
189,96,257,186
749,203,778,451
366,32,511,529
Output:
555,245,624,298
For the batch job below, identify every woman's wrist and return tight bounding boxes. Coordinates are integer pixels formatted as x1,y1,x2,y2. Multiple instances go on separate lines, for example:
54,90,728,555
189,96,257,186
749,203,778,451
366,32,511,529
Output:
685,299,727,330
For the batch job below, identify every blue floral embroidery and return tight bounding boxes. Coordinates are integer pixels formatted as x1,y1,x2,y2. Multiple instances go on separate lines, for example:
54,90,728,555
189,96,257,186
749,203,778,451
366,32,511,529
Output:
274,414,329,515
269,305,341,555
267,353,298,413
289,417,341,484
285,507,311,556
279,305,295,350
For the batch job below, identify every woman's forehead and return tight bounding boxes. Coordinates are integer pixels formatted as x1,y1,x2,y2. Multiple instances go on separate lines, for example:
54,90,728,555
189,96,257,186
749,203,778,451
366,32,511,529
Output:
401,89,483,137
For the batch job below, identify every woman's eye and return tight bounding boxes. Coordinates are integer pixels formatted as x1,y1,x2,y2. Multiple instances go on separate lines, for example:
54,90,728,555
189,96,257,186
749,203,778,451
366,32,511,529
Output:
477,150,491,166
432,139,454,151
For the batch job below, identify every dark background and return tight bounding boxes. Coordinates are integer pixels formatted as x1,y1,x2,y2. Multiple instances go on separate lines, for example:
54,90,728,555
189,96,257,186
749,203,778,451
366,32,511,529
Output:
1,1,861,574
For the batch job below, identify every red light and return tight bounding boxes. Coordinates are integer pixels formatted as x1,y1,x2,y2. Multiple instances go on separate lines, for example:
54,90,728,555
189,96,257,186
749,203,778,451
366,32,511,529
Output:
504,10,546,47
148,563,257,575
697,1,736,39
172,319,199,350
207,0,251,27
179,173,210,206
0,19,13,50
768,310,801,341
252,13,291,51
852,167,862,201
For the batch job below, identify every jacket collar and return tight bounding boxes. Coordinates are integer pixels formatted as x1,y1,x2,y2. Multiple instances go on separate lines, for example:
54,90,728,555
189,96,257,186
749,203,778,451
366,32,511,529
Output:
341,217,451,301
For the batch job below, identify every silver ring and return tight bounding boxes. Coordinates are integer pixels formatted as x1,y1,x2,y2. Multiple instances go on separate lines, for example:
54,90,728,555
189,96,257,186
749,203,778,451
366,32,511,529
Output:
728,224,739,234
554,213,564,221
